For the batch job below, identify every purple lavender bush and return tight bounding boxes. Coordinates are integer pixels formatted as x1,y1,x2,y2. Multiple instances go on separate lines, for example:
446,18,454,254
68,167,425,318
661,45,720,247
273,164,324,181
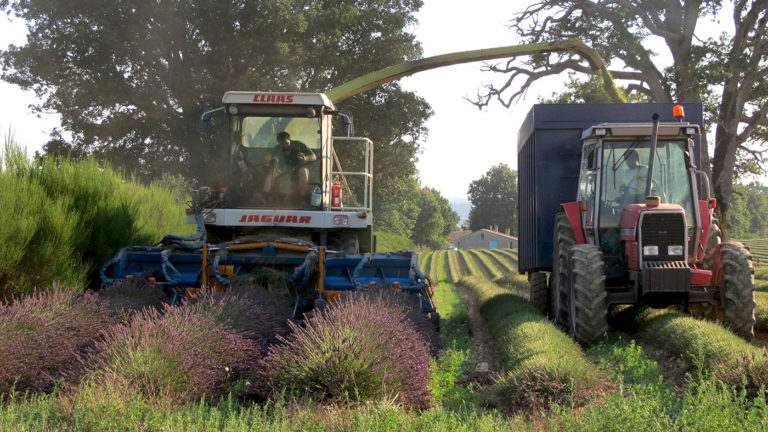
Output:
190,283,292,351
260,290,433,409
0,283,116,394
84,300,262,404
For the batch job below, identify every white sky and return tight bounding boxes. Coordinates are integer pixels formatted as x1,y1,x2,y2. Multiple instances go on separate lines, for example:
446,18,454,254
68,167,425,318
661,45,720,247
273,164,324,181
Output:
2,1,756,199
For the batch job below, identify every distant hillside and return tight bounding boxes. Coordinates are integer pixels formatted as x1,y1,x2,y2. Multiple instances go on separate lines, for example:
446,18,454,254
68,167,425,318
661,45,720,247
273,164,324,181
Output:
448,198,471,226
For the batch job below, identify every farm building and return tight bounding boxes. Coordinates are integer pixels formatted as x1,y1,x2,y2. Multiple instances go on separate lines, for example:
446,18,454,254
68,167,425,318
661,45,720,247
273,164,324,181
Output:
454,228,518,250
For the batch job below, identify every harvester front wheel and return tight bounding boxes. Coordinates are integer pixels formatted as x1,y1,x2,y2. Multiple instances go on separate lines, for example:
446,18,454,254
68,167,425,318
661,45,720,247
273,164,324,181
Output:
528,272,548,314
567,244,608,345
552,212,576,325
718,242,756,341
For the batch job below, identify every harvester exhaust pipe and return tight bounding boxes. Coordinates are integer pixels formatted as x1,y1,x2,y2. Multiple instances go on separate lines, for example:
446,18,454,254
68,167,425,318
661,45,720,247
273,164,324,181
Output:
645,113,660,199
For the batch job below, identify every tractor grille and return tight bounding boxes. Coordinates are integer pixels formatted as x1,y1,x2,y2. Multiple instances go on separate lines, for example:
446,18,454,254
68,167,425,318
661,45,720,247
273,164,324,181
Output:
640,212,686,262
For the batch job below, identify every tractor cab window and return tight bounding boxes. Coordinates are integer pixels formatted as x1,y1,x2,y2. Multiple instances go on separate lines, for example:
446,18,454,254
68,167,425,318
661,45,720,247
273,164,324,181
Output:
228,115,323,209
598,140,695,254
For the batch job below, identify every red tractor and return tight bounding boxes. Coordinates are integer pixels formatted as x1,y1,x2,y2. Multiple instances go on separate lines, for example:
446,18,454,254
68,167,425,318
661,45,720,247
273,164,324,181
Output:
518,103,756,344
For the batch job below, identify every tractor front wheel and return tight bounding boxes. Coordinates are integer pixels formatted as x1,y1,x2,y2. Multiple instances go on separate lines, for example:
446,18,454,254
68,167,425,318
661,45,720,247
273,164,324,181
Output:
717,242,756,341
567,244,608,345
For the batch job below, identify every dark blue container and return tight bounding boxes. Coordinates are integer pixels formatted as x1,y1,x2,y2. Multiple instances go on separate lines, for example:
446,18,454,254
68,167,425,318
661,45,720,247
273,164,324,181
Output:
517,103,704,274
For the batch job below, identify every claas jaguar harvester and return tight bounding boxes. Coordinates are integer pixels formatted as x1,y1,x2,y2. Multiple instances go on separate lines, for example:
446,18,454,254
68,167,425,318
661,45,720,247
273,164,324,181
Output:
100,91,438,325
518,103,756,343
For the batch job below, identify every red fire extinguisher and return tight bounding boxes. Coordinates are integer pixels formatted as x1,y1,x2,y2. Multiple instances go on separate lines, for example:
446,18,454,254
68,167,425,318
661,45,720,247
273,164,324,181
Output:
331,182,342,208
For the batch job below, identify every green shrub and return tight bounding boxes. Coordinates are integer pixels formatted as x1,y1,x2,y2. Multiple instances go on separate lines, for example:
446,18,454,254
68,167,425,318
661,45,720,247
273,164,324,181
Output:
611,306,764,372
459,276,602,413
374,231,414,252
0,142,192,295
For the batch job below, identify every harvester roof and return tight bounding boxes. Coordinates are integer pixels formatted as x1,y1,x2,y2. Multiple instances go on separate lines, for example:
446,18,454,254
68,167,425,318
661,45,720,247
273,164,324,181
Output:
222,91,334,109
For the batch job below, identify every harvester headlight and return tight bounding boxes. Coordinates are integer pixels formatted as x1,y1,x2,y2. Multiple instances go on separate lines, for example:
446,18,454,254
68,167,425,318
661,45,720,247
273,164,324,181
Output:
595,128,608,136
684,127,697,136
203,212,216,224
643,245,659,256
668,245,684,256
333,215,349,226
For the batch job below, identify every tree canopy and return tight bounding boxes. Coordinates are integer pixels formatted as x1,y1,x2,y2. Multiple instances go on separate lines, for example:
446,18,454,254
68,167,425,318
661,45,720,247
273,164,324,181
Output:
411,187,460,250
467,164,518,235
472,0,768,239
1,0,426,178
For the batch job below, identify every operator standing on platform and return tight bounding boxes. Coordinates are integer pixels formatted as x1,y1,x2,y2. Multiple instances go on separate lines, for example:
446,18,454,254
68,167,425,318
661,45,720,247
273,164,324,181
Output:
264,131,316,203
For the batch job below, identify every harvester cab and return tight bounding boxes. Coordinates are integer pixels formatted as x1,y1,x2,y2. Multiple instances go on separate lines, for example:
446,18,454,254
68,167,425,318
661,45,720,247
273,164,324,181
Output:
100,91,439,325
194,91,373,254
519,103,756,344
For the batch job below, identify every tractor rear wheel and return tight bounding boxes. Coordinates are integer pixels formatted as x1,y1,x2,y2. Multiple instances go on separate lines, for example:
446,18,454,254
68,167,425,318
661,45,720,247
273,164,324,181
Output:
552,212,576,325
567,244,608,345
719,242,756,341
529,272,548,314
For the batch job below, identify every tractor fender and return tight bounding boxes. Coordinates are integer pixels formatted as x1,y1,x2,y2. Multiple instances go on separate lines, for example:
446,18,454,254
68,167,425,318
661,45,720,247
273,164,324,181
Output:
561,202,586,245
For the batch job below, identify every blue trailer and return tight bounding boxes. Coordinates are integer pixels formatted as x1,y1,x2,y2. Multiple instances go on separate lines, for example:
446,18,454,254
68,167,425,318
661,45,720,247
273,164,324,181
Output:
516,103,756,344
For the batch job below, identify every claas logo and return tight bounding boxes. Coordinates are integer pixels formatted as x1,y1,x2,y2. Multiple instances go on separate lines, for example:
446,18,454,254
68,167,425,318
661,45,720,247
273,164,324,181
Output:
253,94,295,103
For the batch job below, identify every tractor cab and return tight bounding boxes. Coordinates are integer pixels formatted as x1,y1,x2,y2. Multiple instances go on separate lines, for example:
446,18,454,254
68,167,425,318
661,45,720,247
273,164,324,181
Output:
577,122,702,266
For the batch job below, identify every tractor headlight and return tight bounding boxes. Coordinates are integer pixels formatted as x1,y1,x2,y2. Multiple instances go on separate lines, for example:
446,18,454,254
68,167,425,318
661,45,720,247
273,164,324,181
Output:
643,245,659,256
333,215,349,226
203,212,216,224
667,245,684,256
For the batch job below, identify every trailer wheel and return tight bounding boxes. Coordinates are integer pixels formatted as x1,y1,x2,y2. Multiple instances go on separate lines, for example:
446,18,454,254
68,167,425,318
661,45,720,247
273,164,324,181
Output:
567,244,608,345
701,218,721,269
552,212,575,325
718,242,756,341
528,272,548,314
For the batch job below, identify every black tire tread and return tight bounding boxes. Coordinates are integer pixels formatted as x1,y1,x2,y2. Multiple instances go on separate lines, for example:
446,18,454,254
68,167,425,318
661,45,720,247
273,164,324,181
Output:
720,242,756,341
529,272,548,314
568,244,608,345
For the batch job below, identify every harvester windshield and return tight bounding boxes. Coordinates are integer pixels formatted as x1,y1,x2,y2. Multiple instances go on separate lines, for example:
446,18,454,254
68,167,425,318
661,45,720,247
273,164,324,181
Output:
598,140,695,253
227,115,323,209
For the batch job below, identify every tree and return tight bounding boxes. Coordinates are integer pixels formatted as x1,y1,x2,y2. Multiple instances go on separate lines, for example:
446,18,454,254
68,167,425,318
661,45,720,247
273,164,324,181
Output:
472,0,768,240
467,164,518,235
1,0,427,180
1,0,431,237
411,187,460,249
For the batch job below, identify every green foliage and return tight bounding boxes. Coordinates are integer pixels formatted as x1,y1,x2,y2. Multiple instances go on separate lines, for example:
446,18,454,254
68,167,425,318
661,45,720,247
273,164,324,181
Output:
729,183,768,239
373,230,414,252
588,340,662,386
467,164,517,235
1,1,428,180
0,142,192,295
411,188,460,250
539,72,644,104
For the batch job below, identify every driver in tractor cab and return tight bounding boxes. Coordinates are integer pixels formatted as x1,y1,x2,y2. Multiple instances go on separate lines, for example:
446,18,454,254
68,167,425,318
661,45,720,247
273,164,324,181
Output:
618,150,648,204
263,131,316,205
